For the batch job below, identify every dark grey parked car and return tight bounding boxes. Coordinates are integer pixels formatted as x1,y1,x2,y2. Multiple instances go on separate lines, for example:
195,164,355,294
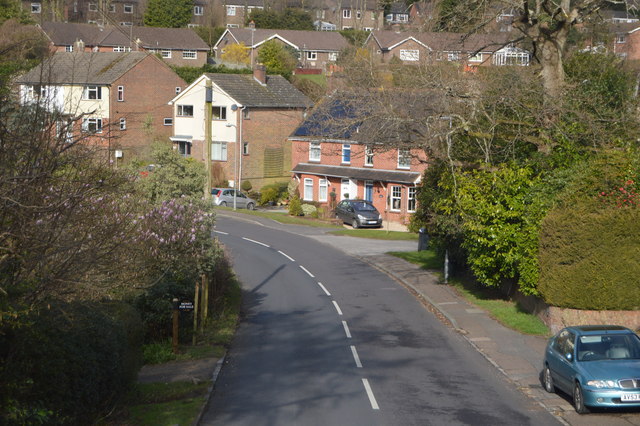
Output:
334,199,382,229
212,188,256,210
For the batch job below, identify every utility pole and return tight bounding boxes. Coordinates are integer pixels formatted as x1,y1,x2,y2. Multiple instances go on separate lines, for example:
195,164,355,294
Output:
204,78,213,199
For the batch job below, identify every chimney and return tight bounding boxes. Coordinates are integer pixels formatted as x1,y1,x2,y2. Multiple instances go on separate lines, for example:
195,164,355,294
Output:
253,64,267,85
248,20,255,29
74,38,85,51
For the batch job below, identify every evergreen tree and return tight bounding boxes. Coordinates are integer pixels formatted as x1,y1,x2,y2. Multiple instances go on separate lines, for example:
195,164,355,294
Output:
144,0,192,28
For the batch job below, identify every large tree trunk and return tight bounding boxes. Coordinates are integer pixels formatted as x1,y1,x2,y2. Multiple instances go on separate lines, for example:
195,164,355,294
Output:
537,24,570,99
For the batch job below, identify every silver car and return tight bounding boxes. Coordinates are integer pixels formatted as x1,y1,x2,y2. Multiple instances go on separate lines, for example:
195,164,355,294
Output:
212,188,256,210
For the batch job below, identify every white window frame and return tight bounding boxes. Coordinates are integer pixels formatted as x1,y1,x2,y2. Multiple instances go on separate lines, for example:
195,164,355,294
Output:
124,4,133,13
194,5,203,15
227,5,236,16
391,185,402,211
88,3,97,11
306,51,317,60
120,22,132,26
119,117,126,130
212,106,227,120
364,145,373,166
212,142,228,161
113,46,131,52
83,85,102,100
408,187,417,212
448,52,460,61
65,45,73,52
161,50,172,58
342,143,351,164
117,85,124,101
343,9,351,19
177,104,194,117
163,118,173,126
400,49,419,61
109,4,115,12
242,141,249,155
175,87,181,95
398,149,411,169
31,3,41,13
82,117,103,133
328,52,338,61
182,50,197,59
468,52,483,62
356,11,362,19
309,141,321,162
304,178,314,201
178,141,191,157
616,35,627,44
319,178,328,202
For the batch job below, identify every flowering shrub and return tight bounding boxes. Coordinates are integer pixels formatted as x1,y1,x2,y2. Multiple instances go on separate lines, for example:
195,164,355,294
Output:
598,179,638,208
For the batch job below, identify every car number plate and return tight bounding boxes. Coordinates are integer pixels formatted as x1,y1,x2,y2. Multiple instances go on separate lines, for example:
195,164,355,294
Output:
621,394,640,402
368,220,377,224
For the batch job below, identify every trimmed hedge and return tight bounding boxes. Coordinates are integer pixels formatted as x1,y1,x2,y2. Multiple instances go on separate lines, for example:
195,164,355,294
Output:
539,206,640,309
0,301,142,425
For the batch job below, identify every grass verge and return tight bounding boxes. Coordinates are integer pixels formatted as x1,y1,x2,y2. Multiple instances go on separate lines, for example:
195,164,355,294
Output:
329,229,417,240
215,206,341,228
389,249,550,336
108,278,242,425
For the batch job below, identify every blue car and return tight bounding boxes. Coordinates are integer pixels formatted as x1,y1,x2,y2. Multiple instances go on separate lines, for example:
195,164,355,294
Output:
542,325,640,414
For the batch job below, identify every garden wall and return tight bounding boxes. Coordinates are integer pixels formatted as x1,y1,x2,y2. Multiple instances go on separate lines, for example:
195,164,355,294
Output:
514,293,640,334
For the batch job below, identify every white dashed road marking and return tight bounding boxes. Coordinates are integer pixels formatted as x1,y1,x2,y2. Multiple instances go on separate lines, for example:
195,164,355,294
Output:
332,301,343,316
362,379,380,410
350,345,362,368
299,265,315,277
317,282,331,296
278,250,295,262
242,237,269,247
342,321,352,338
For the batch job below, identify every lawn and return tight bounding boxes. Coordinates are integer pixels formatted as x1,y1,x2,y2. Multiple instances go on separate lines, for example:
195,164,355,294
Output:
389,249,550,336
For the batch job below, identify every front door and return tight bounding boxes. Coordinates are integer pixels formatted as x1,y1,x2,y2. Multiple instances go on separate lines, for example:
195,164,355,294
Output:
365,181,373,202
341,179,350,200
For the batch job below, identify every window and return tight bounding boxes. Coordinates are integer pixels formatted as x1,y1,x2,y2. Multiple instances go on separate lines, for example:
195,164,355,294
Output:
175,87,181,95
328,52,338,61
119,117,126,130
342,144,351,163
391,186,402,211
117,86,124,101
448,52,460,61
82,117,103,133
243,108,250,119
164,118,173,126
212,142,227,161
243,142,249,155
194,5,203,15
65,45,73,52
309,141,321,161
212,106,227,120
400,49,419,61
83,85,102,100
88,3,97,11
227,24,239,28
398,14,408,22
356,11,362,19
319,179,328,202
124,4,133,13
109,4,115,12
408,187,416,212
616,35,626,44
304,178,313,201
306,51,317,60
178,141,191,156
120,22,132,26
343,9,351,19
365,145,373,166
469,52,483,62
363,27,373,32
398,149,410,169
182,50,197,59
113,46,131,52
31,3,41,13
161,50,171,58
177,105,193,117
57,120,73,143
227,6,236,16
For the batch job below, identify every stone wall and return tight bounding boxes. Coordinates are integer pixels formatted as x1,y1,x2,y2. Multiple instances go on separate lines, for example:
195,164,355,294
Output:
513,292,640,334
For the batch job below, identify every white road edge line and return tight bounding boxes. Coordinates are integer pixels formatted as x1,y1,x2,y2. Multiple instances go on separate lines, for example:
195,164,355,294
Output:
242,237,269,247
299,265,315,277
350,345,362,368
362,379,380,410
342,321,351,338
317,282,331,296
332,301,343,316
278,250,295,262
213,230,228,235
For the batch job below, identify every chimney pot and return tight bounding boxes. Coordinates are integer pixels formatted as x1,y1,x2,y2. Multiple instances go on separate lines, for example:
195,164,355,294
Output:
254,64,267,85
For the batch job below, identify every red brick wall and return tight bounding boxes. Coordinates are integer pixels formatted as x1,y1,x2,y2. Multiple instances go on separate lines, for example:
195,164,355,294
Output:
110,55,186,161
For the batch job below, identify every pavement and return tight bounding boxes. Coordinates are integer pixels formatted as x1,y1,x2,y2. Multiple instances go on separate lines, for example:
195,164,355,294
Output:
141,212,640,425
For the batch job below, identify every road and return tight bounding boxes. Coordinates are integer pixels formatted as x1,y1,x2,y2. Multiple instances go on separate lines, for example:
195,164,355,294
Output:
200,213,559,425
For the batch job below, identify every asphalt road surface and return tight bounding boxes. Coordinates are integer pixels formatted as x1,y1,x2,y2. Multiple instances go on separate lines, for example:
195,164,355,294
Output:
200,215,559,426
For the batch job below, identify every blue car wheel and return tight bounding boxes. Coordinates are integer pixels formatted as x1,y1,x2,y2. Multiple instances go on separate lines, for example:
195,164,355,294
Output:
573,382,590,414
543,366,555,393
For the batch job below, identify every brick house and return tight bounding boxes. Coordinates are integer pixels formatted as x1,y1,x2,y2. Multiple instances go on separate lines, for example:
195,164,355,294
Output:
365,30,530,67
39,22,210,67
169,66,312,190
222,0,264,28
16,51,186,162
289,97,428,227
213,27,349,71
336,0,384,31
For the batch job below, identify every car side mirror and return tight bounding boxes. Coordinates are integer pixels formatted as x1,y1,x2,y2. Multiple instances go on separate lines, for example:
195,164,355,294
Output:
564,353,573,362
